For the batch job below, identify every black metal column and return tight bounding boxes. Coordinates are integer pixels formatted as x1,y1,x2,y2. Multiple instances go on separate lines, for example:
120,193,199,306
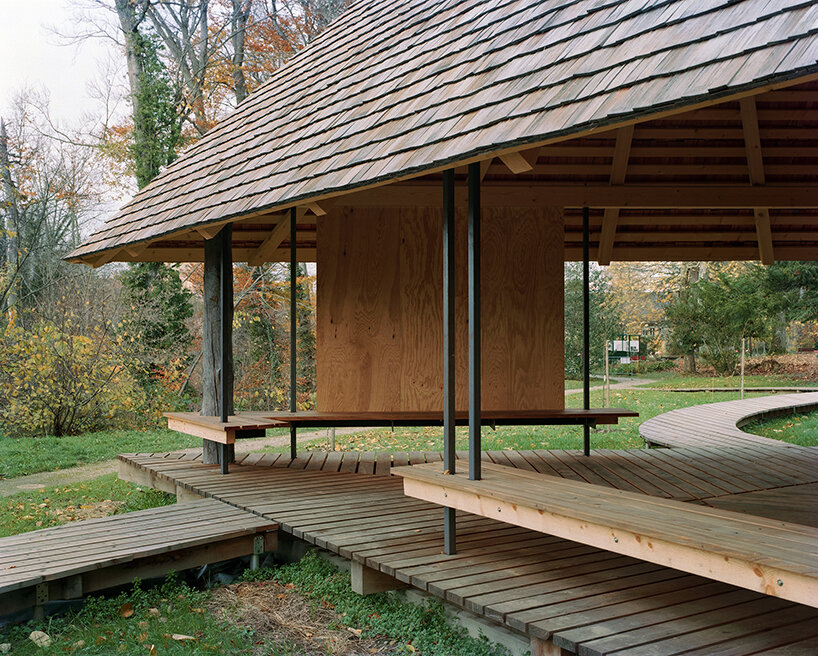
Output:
582,206,591,457
468,163,481,481
442,169,456,554
219,224,233,474
290,207,298,460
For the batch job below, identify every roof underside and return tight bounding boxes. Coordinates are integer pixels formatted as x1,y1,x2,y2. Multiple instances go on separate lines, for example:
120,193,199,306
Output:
70,0,818,265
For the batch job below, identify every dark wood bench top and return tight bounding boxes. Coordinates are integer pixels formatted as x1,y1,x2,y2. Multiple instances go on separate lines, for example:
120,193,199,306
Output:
251,408,637,428
394,461,818,608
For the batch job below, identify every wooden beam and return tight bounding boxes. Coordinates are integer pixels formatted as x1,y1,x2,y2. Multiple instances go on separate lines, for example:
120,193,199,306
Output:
755,208,775,265
338,183,818,209
248,220,290,266
598,126,633,265
498,147,540,174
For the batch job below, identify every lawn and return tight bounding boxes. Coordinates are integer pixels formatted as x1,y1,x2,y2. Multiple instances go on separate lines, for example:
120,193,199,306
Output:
746,410,818,447
0,474,174,537
0,427,290,479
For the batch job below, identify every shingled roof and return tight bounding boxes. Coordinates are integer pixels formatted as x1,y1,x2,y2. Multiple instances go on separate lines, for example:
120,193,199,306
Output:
70,0,818,264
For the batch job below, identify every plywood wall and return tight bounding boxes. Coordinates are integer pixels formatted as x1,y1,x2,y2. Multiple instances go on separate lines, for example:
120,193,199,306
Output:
316,205,564,412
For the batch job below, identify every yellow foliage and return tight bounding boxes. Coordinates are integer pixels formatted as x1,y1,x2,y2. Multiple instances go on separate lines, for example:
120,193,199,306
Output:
0,320,147,437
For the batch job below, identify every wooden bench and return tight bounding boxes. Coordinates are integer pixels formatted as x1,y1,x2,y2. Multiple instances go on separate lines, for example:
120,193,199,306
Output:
164,411,286,445
0,499,277,621
394,462,818,608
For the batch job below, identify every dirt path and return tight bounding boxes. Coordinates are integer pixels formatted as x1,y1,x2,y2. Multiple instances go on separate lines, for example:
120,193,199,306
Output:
0,378,655,497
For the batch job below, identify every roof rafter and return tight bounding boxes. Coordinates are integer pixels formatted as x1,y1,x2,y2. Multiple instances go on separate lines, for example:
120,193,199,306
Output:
598,125,634,265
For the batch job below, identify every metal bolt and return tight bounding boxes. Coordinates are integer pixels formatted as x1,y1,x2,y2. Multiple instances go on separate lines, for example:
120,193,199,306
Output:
443,492,447,498
777,579,784,587
613,537,619,543
497,507,502,513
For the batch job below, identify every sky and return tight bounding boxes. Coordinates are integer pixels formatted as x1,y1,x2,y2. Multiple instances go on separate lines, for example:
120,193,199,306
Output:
0,0,119,122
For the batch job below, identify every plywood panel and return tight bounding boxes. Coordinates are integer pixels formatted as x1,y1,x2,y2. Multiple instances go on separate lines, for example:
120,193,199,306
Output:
316,205,564,412
316,208,401,412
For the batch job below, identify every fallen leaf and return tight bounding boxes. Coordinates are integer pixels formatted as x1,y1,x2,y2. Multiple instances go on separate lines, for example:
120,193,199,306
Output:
148,645,157,656
148,608,160,617
96,636,107,645
170,634,195,642
119,602,134,618
347,627,362,638
73,640,85,650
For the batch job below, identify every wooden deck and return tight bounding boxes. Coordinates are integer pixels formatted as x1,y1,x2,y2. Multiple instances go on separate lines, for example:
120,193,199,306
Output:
639,391,818,449
119,446,818,655
0,499,277,620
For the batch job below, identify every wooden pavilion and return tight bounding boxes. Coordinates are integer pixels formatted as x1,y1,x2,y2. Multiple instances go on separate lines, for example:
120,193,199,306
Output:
69,0,818,651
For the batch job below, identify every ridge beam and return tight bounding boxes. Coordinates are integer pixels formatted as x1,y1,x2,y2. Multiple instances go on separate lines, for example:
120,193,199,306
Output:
741,97,774,265
598,125,633,265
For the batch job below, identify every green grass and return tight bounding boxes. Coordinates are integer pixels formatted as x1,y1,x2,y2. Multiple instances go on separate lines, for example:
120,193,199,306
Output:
564,377,603,390
0,575,264,656
643,373,817,389
746,411,818,447
261,387,779,454
0,474,174,537
0,427,289,479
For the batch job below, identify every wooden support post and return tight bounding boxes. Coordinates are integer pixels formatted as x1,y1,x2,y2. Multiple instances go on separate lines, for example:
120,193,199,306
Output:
582,206,591,457
176,484,204,503
202,228,234,467
290,206,298,460
467,162,481,481
350,561,407,595
442,168,456,554
530,637,568,656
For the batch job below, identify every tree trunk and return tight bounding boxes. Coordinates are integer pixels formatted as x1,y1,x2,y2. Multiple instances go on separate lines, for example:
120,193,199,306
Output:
201,232,234,464
0,119,20,319
231,0,251,105
683,351,696,373
113,0,148,128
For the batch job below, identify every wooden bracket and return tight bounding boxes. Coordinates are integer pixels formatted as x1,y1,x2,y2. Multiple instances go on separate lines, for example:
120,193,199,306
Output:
754,208,775,265
304,201,326,216
195,225,223,240
248,220,290,266
499,147,540,174
479,158,492,181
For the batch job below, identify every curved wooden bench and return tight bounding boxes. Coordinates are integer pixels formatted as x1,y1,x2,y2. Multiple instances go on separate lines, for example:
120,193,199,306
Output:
639,391,818,449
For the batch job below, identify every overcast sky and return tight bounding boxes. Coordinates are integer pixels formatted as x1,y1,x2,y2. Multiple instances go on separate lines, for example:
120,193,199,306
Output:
0,0,119,122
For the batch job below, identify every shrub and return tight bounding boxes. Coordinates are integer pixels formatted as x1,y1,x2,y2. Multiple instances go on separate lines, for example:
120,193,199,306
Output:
0,319,146,437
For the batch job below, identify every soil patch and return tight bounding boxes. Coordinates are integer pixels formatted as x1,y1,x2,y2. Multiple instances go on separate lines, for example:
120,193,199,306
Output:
208,580,400,655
